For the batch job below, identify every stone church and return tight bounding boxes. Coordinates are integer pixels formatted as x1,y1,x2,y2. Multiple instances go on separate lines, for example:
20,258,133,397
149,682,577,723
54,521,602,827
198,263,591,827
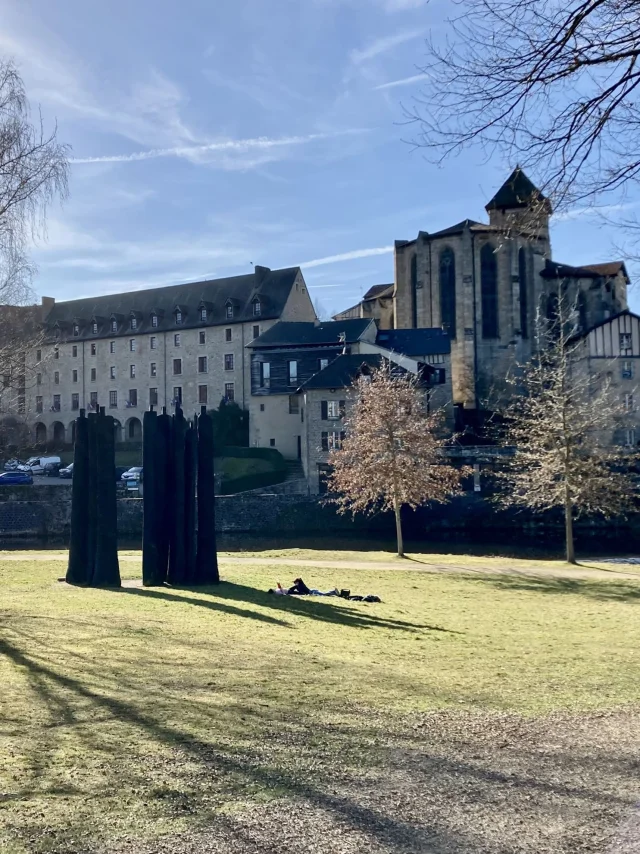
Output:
388,168,629,410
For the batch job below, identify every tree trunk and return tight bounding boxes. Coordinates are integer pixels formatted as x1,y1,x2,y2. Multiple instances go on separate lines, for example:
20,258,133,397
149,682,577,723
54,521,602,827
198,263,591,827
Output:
564,485,576,564
394,500,404,558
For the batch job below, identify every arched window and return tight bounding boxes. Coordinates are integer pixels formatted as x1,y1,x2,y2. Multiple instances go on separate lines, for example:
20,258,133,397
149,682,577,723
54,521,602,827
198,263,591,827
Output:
546,292,559,338
577,290,587,331
439,247,456,339
518,247,528,339
481,244,498,339
410,255,418,327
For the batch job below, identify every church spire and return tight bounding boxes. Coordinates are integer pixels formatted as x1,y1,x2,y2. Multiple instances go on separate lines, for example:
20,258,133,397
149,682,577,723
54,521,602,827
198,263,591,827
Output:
485,167,551,214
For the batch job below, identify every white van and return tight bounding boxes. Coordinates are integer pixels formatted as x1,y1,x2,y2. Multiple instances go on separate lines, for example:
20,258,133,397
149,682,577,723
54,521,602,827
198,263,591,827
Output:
20,456,62,475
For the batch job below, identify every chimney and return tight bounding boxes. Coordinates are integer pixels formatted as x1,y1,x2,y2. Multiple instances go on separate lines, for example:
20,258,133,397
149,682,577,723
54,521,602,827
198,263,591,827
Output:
254,265,270,287
40,296,55,321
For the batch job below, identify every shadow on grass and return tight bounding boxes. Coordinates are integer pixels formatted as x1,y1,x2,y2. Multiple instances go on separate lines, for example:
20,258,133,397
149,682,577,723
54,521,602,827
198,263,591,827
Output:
468,573,640,601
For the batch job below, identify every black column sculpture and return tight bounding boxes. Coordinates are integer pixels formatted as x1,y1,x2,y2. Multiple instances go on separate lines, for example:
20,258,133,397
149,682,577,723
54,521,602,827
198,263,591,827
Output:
195,405,219,584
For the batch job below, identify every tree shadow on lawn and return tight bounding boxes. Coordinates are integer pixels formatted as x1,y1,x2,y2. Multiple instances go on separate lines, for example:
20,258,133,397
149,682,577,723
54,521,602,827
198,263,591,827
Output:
2,634,631,854
467,573,640,602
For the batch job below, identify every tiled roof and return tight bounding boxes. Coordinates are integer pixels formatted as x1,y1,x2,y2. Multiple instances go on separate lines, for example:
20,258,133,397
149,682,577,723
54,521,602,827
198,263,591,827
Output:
248,318,374,348
42,266,301,341
363,283,393,300
298,354,383,390
485,167,549,211
582,262,629,280
540,259,629,281
376,327,451,356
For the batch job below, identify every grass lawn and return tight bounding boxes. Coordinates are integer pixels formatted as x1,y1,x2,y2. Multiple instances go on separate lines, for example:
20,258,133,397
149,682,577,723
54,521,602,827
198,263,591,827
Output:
1,553,639,853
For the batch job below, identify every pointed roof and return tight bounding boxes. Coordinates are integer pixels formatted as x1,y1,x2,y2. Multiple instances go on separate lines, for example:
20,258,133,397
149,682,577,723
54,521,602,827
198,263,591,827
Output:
485,168,550,212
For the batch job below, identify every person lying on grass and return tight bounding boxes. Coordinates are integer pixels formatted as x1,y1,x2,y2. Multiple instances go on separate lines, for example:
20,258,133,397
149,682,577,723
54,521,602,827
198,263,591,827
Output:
268,578,339,596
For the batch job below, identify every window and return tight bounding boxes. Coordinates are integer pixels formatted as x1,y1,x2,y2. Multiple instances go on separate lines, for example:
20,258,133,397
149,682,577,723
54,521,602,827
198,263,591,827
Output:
253,299,261,317
71,393,79,411
439,247,456,339
92,322,98,335
622,361,633,380
225,328,232,342
270,438,275,447
289,395,299,415
225,382,235,401
322,400,345,420
173,387,182,405
72,369,78,383
54,371,59,385
110,366,116,380
90,367,97,382
130,339,136,352
288,360,298,384
260,403,265,412
319,358,329,371
89,391,98,409
226,303,234,319
36,349,42,362
151,314,158,328
173,358,182,375
36,396,43,413
224,353,234,371
111,319,118,333
90,343,97,356
199,331,206,345
174,333,181,347
72,345,78,357
200,307,207,322
130,365,136,379
175,310,183,324
130,316,137,330
620,333,632,352
54,349,59,360
150,336,157,350
73,324,79,337
624,392,634,411
128,389,138,408
52,394,61,411
198,384,208,405
481,243,498,339
253,325,260,339
260,362,270,388
198,356,208,373
36,373,42,385
625,428,637,447
577,291,588,332
109,391,117,408
150,362,157,378
321,431,345,451
149,387,158,407
110,341,115,354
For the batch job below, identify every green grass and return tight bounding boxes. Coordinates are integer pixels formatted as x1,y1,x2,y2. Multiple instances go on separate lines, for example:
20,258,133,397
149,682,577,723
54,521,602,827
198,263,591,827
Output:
1,554,639,852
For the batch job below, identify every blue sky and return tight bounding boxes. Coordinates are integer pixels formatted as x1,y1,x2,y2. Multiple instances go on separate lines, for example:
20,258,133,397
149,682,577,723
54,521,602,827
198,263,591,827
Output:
4,0,638,316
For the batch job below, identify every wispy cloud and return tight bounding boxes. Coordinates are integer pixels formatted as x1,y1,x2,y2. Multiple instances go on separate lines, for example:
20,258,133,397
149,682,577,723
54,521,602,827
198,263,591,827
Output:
554,203,635,222
71,130,368,165
299,246,394,269
350,30,423,65
374,73,425,91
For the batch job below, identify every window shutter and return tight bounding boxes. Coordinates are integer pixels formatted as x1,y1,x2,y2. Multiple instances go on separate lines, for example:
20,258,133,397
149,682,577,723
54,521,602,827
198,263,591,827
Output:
321,400,328,420
321,432,328,451
339,400,346,418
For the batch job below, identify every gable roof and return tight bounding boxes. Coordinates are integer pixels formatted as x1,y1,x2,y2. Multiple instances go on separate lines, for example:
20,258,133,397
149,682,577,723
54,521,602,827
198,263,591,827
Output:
297,354,383,390
43,266,301,341
248,318,374,349
540,259,630,282
485,167,550,212
375,327,451,356
569,308,640,341
363,283,393,300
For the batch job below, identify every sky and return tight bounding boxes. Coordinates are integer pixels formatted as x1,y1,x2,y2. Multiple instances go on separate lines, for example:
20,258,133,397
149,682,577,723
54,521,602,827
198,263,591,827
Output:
3,0,638,317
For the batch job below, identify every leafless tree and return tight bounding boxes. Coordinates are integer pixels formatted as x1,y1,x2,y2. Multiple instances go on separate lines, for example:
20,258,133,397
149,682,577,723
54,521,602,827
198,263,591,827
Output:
495,298,637,563
327,363,464,556
408,0,640,211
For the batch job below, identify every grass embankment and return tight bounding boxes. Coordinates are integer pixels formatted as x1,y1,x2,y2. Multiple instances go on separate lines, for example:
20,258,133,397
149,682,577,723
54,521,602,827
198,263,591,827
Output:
1,553,639,852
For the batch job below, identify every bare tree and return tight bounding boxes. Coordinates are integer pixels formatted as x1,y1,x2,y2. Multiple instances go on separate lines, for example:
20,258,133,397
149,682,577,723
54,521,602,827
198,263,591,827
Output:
327,363,464,557
409,0,640,211
495,299,637,563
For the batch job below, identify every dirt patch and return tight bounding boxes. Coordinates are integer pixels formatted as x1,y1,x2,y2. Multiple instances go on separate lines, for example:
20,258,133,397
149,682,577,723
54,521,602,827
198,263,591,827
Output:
96,708,640,854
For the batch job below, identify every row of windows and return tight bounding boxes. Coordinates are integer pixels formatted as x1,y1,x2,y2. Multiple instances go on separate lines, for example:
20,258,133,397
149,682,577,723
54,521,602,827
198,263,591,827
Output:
35,355,236,386
258,357,330,389
35,326,261,362
68,303,262,338
35,383,235,414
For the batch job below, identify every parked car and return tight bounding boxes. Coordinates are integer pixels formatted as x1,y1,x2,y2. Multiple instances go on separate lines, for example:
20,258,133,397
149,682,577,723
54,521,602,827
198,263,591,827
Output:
115,466,129,482
19,456,62,475
3,458,24,471
59,463,74,479
121,466,142,482
0,471,33,485
43,462,62,477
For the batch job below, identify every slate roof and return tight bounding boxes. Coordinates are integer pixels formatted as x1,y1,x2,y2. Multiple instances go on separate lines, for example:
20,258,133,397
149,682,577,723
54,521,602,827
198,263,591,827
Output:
485,167,549,211
42,266,301,341
540,259,630,282
297,354,383,390
248,318,375,349
376,328,451,356
363,283,393,300
428,219,488,239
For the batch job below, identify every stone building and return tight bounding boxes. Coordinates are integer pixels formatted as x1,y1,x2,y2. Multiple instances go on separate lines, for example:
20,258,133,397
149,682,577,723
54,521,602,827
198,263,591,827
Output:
25,266,316,445
333,283,394,327
391,168,629,411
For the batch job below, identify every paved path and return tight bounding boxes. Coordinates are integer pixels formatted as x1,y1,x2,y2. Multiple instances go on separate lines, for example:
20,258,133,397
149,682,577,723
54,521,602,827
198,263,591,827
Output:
4,551,640,582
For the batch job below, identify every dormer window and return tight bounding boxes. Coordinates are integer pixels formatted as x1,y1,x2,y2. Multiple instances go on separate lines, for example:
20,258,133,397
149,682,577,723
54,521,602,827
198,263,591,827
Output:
92,321,98,335
111,319,118,333
175,309,183,325
226,302,234,319
252,299,261,317
130,316,138,330
73,323,79,337
151,313,158,328
200,307,207,322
